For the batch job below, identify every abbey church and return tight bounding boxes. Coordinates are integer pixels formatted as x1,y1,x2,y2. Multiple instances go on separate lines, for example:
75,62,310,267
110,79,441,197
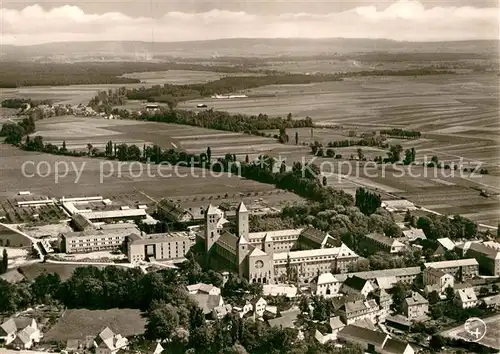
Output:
198,202,360,284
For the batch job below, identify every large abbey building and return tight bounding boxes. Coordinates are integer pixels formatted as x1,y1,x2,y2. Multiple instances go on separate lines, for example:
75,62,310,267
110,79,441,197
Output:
198,202,360,284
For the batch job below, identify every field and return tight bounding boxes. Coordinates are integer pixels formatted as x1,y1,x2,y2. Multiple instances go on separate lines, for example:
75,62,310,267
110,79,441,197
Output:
43,308,146,342
0,69,253,105
33,115,310,159
0,143,280,203
441,313,500,351
18,262,107,281
121,69,261,84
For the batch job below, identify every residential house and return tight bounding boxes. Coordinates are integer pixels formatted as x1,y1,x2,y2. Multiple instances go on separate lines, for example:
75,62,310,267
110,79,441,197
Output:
402,228,426,242
374,289,392,321
186,283,221,296
381,200,417,213
233,301,253,318
455,287,478,309
403,292,428,320
0,317,41,349
212,304,233,320
424,259,479,280
338,299,380,325
423,268,454,295
267,309,300,329
337,325,415,354
314,316,346,345
93,327,128,354
341,276,376,298
252,297,268,318
311,272,342,298
482,294,500,309
189,293,224,317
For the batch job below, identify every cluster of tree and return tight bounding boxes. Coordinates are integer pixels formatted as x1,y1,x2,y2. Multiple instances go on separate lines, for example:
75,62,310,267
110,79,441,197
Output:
249,215,298,232
403,148,417,165
0,62,260,88
135,108,314,135
126,73,343,103
379,129,421,139
326,136,387,149
0,116,36,144
88,88,128,112
429,297,488,323
0,249,8,275
355,188,382,216
364,250,422,270
280,202,404,256
0,258,362,354
1,98,51,109
416,214,477,240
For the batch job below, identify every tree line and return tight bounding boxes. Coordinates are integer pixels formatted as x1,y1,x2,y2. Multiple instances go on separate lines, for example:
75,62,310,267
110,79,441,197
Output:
0,116,36,144
0,61,263,88
1,98,52,109
126,73,343,104
139,108,314,135
379,129,422,139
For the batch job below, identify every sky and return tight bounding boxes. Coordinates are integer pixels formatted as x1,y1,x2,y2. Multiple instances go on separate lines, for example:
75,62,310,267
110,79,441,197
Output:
1,0,499,45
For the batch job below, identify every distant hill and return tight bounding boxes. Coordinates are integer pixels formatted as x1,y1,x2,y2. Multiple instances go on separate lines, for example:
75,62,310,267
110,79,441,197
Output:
1,38,497,61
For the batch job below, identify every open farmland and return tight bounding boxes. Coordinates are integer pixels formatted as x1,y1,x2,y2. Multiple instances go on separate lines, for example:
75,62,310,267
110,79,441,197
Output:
0,69,254,106
441,313,500,351
181,74,499,170
33,115,310,158
0,144,280,202
43,308,146,342
121,69,261,84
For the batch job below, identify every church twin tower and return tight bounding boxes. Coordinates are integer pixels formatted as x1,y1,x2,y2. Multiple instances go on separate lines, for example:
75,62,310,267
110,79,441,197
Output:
204,201,270,280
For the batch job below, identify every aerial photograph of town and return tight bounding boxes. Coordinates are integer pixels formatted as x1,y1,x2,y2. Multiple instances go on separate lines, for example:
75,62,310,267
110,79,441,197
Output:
0,0,499,353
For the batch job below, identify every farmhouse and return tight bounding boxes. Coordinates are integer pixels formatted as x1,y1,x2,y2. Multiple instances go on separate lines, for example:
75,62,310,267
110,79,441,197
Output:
337,325,415,354
93,327,128,354
127,232,194,264
0,317,41,349
199,202,359,284
381,200,416,213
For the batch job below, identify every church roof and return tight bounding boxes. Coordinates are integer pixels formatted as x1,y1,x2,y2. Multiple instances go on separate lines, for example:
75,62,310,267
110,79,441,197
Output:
206,204,219,215
237,201,248,213
238,235,249,245
249,247,267,257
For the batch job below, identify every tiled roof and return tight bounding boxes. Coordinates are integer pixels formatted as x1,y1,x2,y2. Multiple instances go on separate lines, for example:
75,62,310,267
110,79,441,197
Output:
338,325,388,346
343,276,369,291
405,292,428,306
218,231,239,250
457,287,477,303
424,258,478,269
0,318,17,335
383,338,411,354
189,294,223,315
